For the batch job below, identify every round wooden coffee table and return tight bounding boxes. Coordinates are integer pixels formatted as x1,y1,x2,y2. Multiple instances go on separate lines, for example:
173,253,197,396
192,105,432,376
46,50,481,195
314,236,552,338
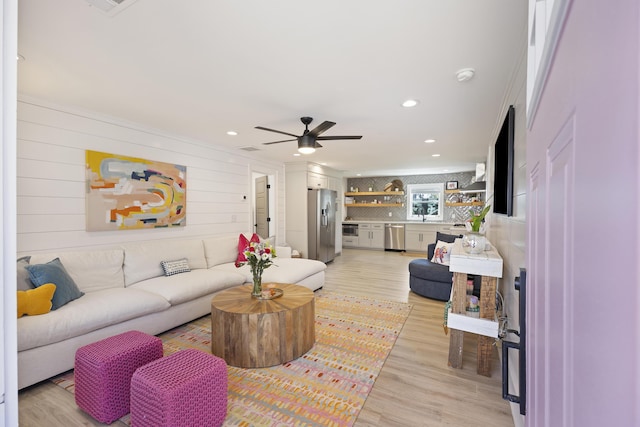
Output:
210,283,315,368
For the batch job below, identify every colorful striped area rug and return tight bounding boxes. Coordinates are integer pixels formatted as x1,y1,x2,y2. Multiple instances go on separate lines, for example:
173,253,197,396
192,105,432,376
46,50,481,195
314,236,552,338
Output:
52,291,412,426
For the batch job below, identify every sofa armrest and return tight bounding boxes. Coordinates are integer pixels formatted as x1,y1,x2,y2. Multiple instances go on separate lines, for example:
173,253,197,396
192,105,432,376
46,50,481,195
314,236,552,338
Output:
276,246,292,258
427,243,436,260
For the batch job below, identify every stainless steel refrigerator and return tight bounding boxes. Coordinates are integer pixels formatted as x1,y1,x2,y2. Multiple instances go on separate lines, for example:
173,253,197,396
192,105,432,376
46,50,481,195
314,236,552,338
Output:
307,189,336,263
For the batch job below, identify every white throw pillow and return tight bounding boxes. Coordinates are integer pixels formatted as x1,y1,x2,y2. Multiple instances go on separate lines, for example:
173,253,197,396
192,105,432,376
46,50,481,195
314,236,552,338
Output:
431,240,453,266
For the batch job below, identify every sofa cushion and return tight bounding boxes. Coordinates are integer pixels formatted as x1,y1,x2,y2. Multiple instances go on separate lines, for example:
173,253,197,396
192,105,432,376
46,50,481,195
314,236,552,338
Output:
16,287,170,352
29,249,125,293
17,256,34,291
129,269,245,305
123,239,207,286
202,235,239,268
25,258,84,310
17,283,56,318
408,258,453,283
211,258,327,285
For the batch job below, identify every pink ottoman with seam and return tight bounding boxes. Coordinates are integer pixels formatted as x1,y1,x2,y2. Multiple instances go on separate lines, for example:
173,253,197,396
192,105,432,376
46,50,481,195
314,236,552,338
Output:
74,330,163,424
130,348,228,427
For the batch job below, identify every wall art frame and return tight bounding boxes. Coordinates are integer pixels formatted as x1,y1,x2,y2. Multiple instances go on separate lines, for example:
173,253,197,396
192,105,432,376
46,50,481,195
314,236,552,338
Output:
85,150,187,231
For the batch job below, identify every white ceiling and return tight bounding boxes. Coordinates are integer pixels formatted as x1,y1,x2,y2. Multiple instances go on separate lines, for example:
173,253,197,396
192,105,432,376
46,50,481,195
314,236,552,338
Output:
17,0,527,177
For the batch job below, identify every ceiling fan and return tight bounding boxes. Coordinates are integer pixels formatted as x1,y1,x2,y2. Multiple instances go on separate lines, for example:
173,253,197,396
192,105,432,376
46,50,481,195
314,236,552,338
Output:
256,116,362,154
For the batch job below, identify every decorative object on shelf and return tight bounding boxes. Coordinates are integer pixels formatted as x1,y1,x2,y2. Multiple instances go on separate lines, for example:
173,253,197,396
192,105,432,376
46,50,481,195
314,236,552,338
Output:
255,286,284,300
236,240,276,298
462,232,487,254
391,179,404,192
463,204,491,254
446,181,458,190
467,204,491,233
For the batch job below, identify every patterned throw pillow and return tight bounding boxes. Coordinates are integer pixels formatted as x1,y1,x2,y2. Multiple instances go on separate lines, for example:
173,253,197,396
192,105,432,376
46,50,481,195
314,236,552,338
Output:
161,258,191,276
430,240,453,266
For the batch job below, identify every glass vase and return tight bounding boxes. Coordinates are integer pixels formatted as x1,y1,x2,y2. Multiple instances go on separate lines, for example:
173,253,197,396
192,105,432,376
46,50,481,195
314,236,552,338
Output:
463,232,486,254
251,272,262,297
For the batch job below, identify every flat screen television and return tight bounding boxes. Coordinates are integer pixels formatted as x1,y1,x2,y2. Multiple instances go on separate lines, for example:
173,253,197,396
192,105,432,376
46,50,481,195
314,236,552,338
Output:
493,105,514,216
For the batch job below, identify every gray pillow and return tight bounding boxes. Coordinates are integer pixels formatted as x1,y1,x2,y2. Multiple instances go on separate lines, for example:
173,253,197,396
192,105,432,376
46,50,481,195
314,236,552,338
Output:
25,258,84,310
17,256,34,291
435,232,463,244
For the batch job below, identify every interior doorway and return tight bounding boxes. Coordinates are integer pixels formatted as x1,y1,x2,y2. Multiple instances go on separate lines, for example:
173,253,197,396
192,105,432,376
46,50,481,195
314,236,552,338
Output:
254,175,269,238
251,171,275,240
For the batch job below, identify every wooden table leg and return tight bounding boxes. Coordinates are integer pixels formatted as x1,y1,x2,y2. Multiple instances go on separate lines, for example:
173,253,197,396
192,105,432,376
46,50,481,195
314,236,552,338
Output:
477,275,497,376
448,272,467,368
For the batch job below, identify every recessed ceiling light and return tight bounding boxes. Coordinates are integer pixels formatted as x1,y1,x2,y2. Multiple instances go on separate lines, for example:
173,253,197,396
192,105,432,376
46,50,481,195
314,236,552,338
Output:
443,169,449,172
402,99,419,108
293,153,301,157
432,154,441,157
320,162,327,166
356,173,362,177
226,131,238,136
424,139,436,143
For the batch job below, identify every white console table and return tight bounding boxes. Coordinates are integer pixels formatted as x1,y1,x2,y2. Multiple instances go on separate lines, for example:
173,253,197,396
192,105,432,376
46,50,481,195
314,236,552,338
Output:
447,238,503,376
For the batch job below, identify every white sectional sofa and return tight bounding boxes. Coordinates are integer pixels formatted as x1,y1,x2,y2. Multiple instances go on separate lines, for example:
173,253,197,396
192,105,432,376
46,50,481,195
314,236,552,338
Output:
17,234,327,390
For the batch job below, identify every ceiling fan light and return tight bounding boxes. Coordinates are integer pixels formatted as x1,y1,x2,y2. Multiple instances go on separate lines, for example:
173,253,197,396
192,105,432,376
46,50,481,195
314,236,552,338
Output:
298,146,316,154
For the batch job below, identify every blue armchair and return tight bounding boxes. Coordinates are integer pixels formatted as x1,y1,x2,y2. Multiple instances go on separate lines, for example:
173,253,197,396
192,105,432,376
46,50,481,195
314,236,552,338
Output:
408,232,480,301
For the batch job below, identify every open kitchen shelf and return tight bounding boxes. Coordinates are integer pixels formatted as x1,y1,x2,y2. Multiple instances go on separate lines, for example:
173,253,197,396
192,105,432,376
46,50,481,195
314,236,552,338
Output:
346,203,404,207
445,201,484,207
444,189,484,207
345,191,404,196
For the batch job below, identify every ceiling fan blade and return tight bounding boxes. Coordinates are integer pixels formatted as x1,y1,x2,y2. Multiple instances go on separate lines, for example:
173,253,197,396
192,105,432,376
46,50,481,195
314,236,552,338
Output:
316,135,363,140
314,141,323,148
262,138,298,145
307,121,336,137
255,126,299,138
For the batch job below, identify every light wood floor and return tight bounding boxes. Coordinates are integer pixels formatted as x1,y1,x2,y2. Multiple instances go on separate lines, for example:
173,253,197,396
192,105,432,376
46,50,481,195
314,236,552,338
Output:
18,248,514,426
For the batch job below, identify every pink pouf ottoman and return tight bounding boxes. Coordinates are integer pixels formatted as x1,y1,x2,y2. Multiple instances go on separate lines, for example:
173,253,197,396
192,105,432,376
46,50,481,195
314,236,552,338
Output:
74,330,163,424
130,349,228,427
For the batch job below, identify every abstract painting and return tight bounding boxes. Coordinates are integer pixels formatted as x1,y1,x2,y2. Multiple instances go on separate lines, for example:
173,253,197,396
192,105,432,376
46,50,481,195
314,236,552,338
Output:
86,150,186,231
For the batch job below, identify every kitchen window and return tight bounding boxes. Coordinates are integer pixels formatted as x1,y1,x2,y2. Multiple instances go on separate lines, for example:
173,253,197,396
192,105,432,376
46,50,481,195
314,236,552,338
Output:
406,183,444,221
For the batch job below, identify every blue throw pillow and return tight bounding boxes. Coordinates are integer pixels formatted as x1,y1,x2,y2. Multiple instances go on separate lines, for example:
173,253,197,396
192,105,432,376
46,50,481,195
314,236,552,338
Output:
25,258,84,310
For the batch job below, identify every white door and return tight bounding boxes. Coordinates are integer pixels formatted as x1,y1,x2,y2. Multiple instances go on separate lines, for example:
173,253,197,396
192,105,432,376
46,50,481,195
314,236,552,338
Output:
526,1,639,425
254,175,269,239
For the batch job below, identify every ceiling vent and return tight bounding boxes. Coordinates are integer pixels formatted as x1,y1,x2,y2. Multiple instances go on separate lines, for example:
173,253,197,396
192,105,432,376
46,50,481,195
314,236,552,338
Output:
85,0,137,16
239,146,260,152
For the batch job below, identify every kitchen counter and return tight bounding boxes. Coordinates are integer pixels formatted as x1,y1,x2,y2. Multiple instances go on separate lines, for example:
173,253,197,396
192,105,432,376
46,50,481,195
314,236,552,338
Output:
342,220,467,231
341,221,468,252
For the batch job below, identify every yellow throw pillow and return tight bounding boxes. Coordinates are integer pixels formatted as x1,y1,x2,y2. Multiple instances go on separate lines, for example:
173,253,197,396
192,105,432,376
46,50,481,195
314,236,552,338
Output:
17,283,56,318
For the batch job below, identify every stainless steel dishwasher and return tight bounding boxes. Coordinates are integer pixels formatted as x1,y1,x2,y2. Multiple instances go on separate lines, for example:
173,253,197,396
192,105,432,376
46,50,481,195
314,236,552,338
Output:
384,223,405,251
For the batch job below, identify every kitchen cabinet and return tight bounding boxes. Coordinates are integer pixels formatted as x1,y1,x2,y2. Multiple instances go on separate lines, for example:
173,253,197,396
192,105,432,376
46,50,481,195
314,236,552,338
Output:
308,172,328,189
342,236,359,248
344,191,404,207
405,223,449,252
358,223,385,249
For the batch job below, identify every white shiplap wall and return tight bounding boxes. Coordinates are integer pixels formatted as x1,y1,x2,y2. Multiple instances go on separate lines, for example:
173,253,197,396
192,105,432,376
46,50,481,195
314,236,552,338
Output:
485,46,527,427
16,97,285,255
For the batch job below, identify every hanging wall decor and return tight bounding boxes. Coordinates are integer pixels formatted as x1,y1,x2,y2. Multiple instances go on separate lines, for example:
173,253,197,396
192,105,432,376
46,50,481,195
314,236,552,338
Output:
86,150,186,231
